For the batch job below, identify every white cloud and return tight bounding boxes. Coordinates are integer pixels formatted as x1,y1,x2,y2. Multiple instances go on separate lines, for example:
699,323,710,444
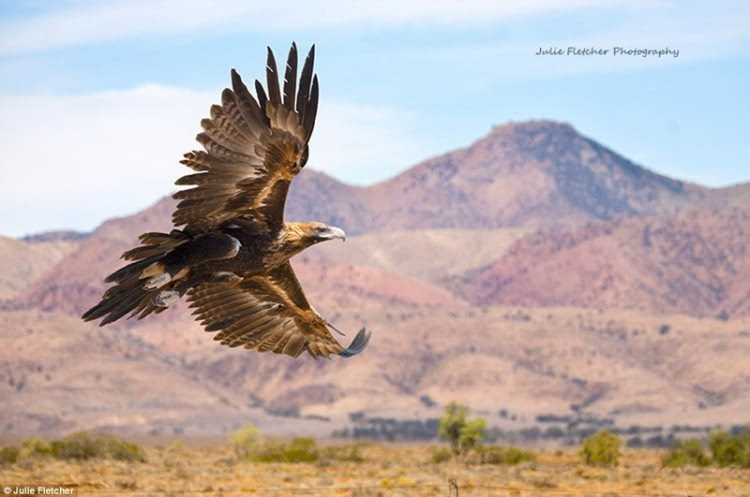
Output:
0,85,434,237
312,102,433,184
0,0,631,54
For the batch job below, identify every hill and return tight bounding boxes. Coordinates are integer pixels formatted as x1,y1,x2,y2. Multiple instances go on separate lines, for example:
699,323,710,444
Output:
456,206,750,319
0,236,80,300
360,120,709,230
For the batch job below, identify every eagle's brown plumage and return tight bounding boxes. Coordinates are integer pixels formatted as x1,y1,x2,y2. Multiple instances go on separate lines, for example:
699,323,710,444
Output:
82,43,371,360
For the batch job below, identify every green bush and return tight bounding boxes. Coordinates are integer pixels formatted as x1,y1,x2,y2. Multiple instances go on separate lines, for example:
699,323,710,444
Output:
228,424,261,459
20,437,53,458
475,445,536,465
502,447,537,465
429,447,453,463
0,446,20,465
709,429,750,468
248,437,319,463
438,402,487,455
280,438,319,463
580,430,622,467
662,438,710,468
105,438,146,462
50,431,145,462
229,424,321,463
51,431,106,460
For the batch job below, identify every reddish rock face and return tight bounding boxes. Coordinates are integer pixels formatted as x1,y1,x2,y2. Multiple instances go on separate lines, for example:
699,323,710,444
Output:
455,207,750,318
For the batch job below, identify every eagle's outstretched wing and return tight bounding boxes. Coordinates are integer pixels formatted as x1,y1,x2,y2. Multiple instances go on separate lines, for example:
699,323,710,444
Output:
173,42,319,233
188,262,371,358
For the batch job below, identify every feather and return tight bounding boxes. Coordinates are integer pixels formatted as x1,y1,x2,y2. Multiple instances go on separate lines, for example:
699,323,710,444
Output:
104,255,163,283
254,79,268,115
296,45,315,122
283,42,297,111
230,70,268,131
138,232,175,245
220,89,255,140
195,133,253,162
282,333,307,357
303,75,319,139
266,47,282,105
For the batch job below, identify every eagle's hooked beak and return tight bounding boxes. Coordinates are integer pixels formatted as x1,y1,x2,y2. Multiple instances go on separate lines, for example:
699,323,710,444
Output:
320,226,346,242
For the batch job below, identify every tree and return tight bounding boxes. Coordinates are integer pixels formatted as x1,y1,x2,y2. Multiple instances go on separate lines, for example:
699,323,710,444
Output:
438,402,487,455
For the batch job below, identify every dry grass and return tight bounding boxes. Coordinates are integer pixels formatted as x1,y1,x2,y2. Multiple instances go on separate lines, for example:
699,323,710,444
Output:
1,444,749,496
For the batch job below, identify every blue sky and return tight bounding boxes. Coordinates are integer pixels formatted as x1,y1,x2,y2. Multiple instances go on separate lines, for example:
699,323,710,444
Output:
1,0,748,237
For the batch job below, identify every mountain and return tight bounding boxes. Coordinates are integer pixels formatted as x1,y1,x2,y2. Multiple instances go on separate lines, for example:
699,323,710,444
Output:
455,206,750,319
0,236,80,300
360,120,709,230
2,119,749,437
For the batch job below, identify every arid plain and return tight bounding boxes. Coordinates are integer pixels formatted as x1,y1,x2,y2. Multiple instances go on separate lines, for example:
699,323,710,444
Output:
2,444,750,496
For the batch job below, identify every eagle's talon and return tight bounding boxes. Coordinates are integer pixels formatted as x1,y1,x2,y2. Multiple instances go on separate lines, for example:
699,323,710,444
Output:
155,290,179,307
144,272,172,290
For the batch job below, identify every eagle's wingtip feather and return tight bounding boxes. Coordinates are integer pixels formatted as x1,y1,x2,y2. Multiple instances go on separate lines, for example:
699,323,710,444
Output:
339,327,371,358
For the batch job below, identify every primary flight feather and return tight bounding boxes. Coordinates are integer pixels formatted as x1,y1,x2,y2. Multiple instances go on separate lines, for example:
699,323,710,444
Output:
82,43,371,359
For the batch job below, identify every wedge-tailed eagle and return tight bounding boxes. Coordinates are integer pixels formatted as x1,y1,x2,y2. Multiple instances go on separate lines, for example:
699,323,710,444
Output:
82,43,371,359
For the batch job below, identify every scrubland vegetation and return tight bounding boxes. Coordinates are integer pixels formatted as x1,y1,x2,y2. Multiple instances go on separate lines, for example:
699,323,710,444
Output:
1,406,749,495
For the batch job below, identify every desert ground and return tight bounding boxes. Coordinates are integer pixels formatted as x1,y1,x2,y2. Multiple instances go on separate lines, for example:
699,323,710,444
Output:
2,443,750,497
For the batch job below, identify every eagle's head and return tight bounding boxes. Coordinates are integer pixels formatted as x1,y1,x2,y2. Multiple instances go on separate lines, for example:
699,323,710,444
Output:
307,222,346,243
282,222,346,254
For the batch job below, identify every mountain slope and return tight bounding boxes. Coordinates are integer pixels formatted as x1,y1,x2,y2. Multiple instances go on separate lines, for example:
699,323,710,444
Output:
362,120,708,230
457,206,750,318
0,236,80,300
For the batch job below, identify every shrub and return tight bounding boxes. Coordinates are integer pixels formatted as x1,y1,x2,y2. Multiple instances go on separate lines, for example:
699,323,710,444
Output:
0,446,20,465
50,431,145,462
429,447,453,463
662,438,710,468
20,437,53,458
475,445,536,465
280,437,319,463
502,447,537,465
580,430,622,467
709,429,750,467
248,437,319,463
51,431,106,460
105,438,146,462
438,402,487,455
229,424,321,463
228,424,261,459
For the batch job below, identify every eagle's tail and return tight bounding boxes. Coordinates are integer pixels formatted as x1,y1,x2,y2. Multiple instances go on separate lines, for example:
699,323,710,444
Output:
81,231,189,325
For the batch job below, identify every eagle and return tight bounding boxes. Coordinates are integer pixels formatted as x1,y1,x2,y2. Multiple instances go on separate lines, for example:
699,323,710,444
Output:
82,43,371,360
